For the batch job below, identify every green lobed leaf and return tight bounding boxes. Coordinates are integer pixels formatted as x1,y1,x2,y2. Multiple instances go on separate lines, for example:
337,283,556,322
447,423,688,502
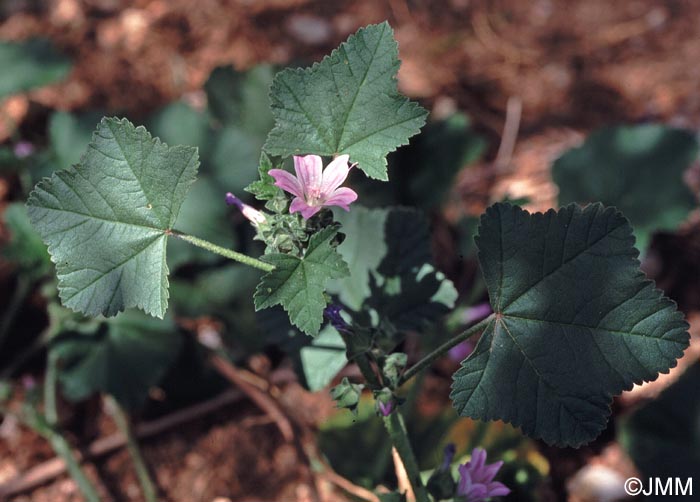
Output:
51,310,182,409
26,117,199,318
451,203,689,447
553,124,698,251
264,22,428,180
254,226,350,336
0,38,72,98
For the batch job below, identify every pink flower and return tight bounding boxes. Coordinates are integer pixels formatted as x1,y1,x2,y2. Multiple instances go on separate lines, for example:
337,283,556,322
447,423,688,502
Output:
457,448,510,501
269,154,358,219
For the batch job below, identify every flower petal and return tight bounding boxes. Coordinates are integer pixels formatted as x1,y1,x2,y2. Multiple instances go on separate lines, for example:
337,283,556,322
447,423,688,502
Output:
294,155,323,195
289,197,321,219
469,484,488,501
289,196,309,213
457,464,473,496
486,481,511,497
269,169,303,198
300,205,322,219
470,448,487,471
324,187,358,210
479,461,504,483
320,154,351,195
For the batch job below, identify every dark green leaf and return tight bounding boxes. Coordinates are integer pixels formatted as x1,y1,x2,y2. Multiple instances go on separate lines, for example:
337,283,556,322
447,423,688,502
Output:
27,117,199,318
0,38,71,98
2,202,50,276
619,362,700,494
254,227,350,336
451,203,689,446
329,207,457,334
553,124,698,250
264,22,427,180
52,310,182,409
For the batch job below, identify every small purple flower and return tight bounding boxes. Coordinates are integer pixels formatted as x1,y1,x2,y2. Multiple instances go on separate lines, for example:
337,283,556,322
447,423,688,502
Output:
13,141,34,159
225,192,267,226
457,448,510,501
269,154,358,219
377,399,394,417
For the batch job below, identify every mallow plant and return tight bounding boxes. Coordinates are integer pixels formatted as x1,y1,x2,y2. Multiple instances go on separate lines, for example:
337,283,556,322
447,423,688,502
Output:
24,22,689,501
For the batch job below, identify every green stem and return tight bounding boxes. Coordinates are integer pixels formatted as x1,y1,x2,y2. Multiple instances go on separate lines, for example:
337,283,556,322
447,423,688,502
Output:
172,232,274,272
383,411,430,502
106,396,159,502
0,276,30,354
46,432,102,502
44,352,59,425
42,355,101,502
399,314,494,386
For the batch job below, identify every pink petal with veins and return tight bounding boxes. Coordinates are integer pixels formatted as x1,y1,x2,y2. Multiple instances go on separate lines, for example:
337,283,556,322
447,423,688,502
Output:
320,154,351,195
324,187,358,210
269,169,303,198
294,155,323,194
289,197,308,214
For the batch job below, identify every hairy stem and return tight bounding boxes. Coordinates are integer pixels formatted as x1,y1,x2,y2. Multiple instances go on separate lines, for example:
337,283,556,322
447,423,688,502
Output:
42,355,102,502
383,411,430,502
399,314,494,386
106,396,159,502
172,232,274,272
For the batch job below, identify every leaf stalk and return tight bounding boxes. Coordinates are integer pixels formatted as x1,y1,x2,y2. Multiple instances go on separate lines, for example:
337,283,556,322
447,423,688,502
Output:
172,232,274,272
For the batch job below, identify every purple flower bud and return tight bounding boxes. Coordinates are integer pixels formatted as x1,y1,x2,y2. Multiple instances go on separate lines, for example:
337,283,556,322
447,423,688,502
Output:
323,304,351,333
377,399,394,417
225,192,267,226
441,443,456,471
